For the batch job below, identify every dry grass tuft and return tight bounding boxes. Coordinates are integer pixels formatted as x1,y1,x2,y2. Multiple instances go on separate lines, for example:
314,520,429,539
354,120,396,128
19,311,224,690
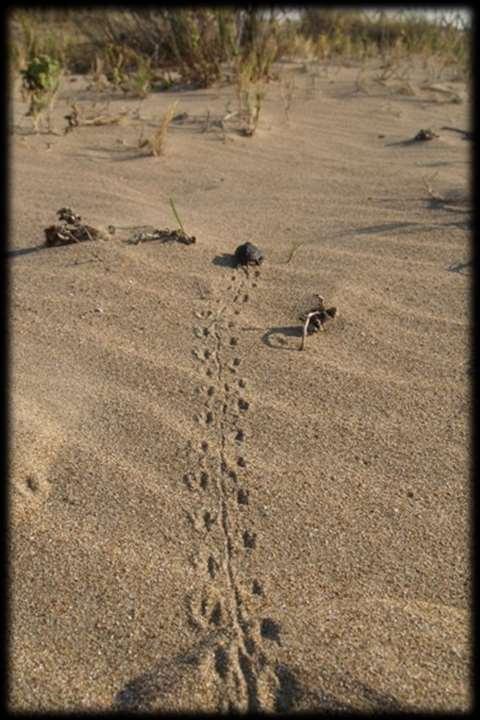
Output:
280,72,296,121
139,101,178,156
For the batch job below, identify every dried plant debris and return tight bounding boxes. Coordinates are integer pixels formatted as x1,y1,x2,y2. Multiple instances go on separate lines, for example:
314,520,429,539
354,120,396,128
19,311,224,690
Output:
299,294,337,351
413,128,439,142
64,102,129,133
64,103,80,133
172,112,189,123
127,228,196,246
44,208,107,246
234,242,264,267
440,126,473,141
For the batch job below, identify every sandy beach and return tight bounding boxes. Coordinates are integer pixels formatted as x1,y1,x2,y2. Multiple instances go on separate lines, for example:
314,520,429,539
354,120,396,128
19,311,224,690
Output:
9,60,471,711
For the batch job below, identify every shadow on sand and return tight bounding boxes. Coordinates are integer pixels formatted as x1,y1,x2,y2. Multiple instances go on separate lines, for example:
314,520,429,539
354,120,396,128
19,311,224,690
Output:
6,245,44,258
261,325,302,351
212,253,237,269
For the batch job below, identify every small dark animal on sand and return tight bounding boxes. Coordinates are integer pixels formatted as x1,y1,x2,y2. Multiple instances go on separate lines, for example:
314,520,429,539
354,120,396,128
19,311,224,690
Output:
234,242,264,267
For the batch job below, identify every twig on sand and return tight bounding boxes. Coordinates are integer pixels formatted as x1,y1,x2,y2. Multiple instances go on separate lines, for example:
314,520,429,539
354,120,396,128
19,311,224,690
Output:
422,172,444,202
285,241,306,264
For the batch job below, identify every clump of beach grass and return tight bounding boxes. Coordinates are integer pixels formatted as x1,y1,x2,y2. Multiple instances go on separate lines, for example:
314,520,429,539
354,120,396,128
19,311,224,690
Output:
20,53,62,131
139,101,178,156
280,72,296,121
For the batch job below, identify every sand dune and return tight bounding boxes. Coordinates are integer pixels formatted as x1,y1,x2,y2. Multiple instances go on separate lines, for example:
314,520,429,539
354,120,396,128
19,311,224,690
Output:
10,62,470,711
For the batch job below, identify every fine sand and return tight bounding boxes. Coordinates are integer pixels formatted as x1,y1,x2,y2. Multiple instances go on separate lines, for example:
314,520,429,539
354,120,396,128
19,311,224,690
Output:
9,61,471,712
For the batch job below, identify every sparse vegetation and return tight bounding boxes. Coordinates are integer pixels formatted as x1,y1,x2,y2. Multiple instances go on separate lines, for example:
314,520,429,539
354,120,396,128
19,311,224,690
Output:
298,9,470,79
139,101,178,156
10,8,470,93
280,72,295,122
21,53,62,130
9,8,470,147
169,198,187,236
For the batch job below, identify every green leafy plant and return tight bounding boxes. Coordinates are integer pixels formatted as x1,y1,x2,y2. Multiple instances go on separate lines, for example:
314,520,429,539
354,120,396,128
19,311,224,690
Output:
128,55,154,97
21,54,62,130
169,198,187,235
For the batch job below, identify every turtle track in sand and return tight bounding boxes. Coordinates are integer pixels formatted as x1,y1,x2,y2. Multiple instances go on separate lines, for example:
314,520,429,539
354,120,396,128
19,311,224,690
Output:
113,262,307,713
184,263,288,712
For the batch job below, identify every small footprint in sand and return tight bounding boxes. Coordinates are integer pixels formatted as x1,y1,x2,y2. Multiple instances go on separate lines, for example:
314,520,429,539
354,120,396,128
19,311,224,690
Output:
237,457,246,468
203,510,216,531
17,474,52,510
183,472,195,490
207,555,219,579
238,398,249,412
237,489,249,505
238,378,246,388
235,430,245,443
214,646,230,679
229,337,238,347
26,475,40,492
187,589,223,630
260,618,282,646
210,601,223,626
206,411,214,425
243,294,249,303
200,471,209,489
243,530,257,549
252,580,264,596
186,510,203,532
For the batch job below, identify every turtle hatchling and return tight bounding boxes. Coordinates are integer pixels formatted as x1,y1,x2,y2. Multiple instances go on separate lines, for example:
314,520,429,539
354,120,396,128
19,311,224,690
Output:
235,242,264,267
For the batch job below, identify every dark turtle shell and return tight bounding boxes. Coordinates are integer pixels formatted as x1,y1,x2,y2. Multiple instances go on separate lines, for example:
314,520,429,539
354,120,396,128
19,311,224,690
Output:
235,242,264,266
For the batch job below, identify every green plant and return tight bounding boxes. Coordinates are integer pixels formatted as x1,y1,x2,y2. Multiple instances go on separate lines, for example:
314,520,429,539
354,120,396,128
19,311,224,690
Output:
169,198,187,235
128,55,154,97
103,43,128,88
162,9,233,87
21,54,62,130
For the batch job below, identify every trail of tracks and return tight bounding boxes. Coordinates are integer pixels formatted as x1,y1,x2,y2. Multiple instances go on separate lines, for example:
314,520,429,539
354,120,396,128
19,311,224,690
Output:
186,265,285,712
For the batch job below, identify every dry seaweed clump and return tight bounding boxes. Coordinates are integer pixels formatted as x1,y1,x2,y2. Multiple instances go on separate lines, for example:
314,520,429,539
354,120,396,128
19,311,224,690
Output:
44,208,107,246
127,228,196,245
413,128,439,142
299,294,337,350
